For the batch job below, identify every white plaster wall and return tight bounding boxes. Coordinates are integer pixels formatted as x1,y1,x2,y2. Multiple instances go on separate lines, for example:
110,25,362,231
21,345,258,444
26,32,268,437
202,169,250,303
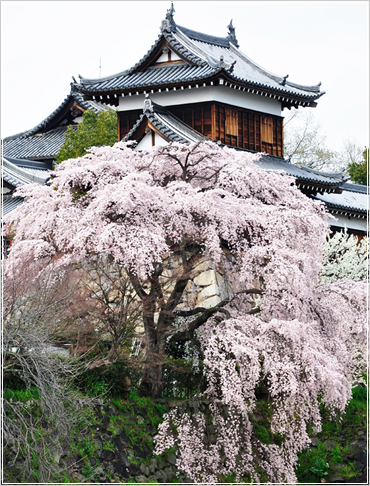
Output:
329,214,368,232
155,50,182,63
155,132,168,146
156,52,169,63
134,132,153,151
170,51,182,61
134,131,169,151
118,86,282,116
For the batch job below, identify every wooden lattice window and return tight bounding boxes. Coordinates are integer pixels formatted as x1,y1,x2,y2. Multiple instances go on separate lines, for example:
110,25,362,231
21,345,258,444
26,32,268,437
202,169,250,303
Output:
262,116,273,144
226,107,238,136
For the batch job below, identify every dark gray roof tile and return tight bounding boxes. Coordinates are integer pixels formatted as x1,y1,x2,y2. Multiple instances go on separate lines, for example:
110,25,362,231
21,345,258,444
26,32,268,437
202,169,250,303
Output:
2,195,25,217
3,126,75,160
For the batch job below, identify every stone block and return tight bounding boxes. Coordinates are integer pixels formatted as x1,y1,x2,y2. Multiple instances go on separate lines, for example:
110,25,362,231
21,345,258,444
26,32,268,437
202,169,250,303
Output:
349,440,367,453
310,437,319,447
164,466,176,480
323,439,337,451
326,474,344,483
136,475,148,483
197,295,222,309
193,270,217,286
198,284,220,301
353,450,367,471
167,453,177,466
155,469,168,483
190,259,213,278
139,463,149,476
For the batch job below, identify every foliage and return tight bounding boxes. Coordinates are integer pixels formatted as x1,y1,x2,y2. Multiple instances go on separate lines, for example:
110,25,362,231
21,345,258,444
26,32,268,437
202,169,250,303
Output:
320,229,368,284
74,359,131,397
55,108,117,163
309,457,329,479
347,147,369,185
5,140,368,483
283,108,337,171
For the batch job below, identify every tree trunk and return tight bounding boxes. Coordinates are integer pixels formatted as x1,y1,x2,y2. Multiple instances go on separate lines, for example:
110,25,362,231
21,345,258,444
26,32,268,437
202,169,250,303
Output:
140,359,163,398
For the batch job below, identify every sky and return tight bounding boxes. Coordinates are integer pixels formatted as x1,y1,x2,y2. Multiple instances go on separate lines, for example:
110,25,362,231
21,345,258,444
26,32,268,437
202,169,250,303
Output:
1,0,369,153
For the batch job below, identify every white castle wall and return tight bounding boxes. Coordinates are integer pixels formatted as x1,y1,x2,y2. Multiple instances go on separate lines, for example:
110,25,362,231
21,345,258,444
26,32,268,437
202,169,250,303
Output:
118,85,282,116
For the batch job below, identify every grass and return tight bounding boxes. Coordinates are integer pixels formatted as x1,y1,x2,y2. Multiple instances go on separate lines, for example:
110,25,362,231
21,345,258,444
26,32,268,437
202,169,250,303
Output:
296,383,367,483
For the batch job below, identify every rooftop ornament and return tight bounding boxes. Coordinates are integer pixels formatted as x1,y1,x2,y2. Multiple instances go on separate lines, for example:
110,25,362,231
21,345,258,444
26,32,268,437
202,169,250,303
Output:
280,74,289,86
144,93,154,113
161,2,175,33
166,2,175,23
227,19,239,48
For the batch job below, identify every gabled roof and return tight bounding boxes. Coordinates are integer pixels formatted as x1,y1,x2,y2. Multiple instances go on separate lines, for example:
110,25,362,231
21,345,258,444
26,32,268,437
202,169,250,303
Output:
2,157,51,218
77,11,324,109
123,96,208,144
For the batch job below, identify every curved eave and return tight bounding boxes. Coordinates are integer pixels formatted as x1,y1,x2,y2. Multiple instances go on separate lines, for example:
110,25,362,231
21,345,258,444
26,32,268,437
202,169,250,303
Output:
79,73,323,109
296,180,344,194
227,43,322,94
219,73,324,108
324,203,368,219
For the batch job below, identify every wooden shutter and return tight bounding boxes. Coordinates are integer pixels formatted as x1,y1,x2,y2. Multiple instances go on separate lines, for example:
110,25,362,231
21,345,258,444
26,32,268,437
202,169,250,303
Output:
262,116,273,144
226,107,238,136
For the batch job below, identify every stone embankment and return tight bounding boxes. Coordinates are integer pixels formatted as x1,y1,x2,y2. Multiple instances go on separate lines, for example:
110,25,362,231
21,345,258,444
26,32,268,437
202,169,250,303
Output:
310,435,368,484
5,397,367,483
59,400,192,484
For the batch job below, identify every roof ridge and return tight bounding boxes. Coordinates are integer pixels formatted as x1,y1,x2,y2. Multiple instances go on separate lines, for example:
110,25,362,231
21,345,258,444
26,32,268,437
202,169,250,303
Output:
175,24,230,48
2,157,51,186
164,28,207,67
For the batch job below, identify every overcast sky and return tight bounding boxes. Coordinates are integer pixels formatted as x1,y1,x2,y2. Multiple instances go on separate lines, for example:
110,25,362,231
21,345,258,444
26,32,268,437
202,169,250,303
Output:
1,1,369,152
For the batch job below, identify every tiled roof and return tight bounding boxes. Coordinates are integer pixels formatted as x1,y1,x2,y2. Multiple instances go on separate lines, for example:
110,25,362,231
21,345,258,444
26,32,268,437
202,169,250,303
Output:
340,182,368,194
2,157,51,188
253,155,346,190
79,63,216,93
3,126,76,160
123,96,208,144
314,188,368,216
2,195,25,217
77,17,323,107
